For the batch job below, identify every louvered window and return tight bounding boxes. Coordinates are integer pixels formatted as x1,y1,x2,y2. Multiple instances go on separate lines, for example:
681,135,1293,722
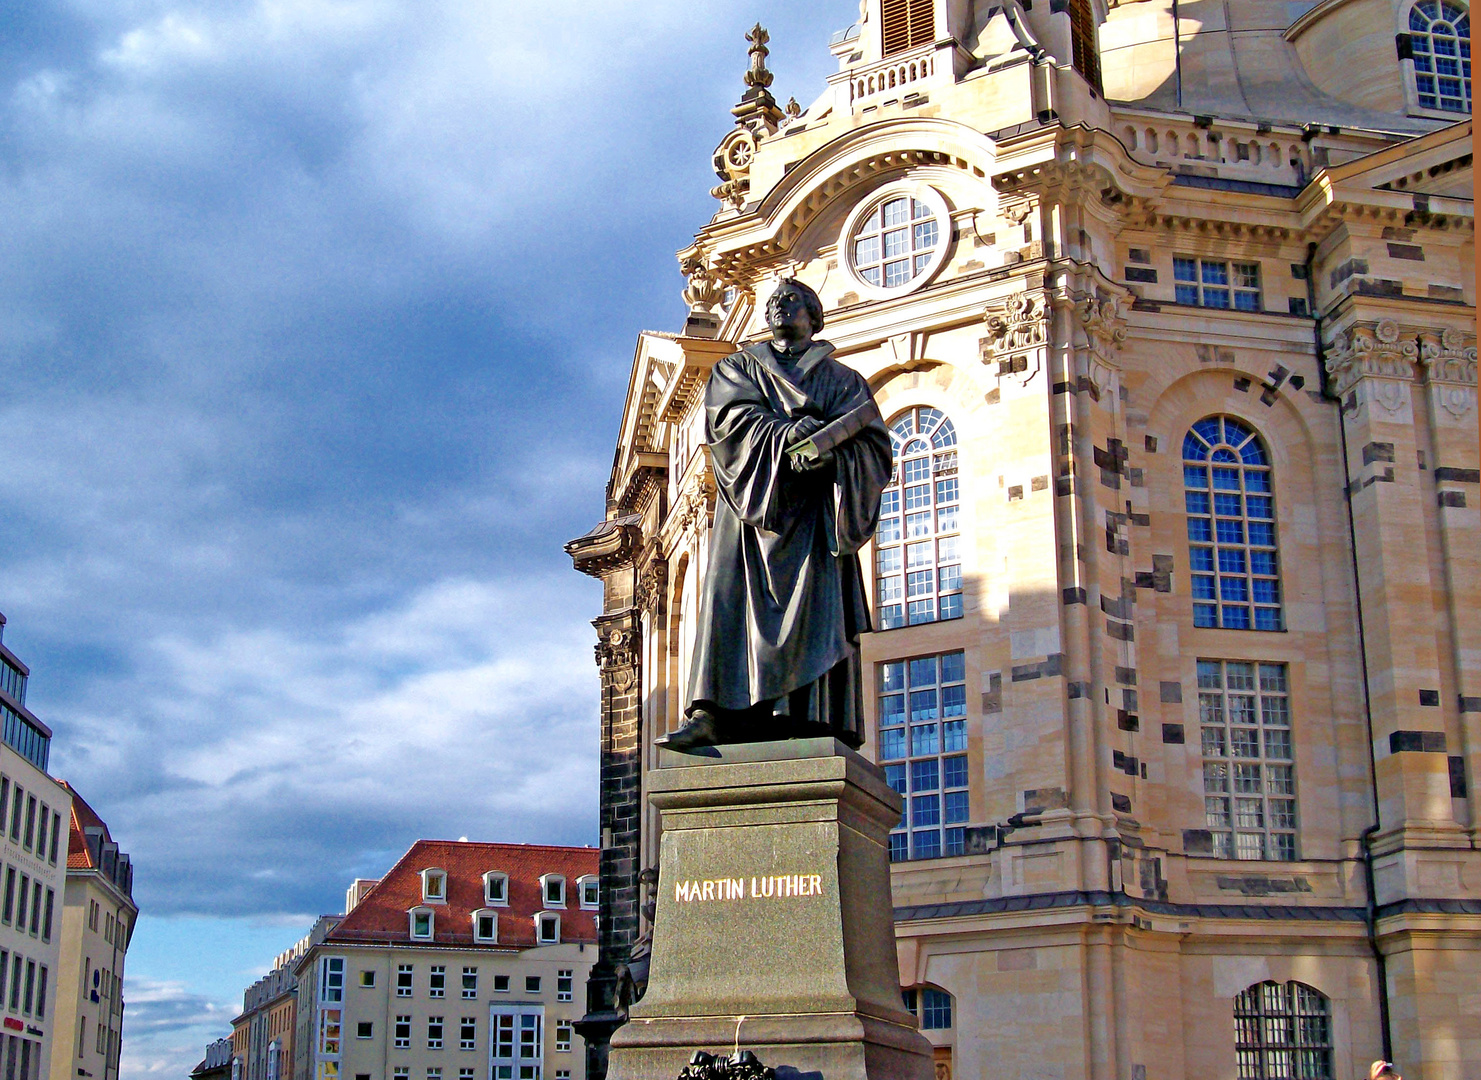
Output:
882,0,935,56
1069,0,1102,92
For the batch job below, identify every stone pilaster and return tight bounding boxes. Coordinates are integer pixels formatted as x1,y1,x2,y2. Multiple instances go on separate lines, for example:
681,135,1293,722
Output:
1324,320,1463,855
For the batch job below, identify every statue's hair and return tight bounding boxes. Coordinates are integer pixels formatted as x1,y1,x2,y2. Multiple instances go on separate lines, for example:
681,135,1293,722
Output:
767,277,824,333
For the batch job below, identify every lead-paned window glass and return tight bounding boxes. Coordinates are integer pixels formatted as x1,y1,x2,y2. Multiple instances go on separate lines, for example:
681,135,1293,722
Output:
876,408,962,628
1233,981,1333,1080
1411,1,1472,111
1200,660,1297,861
1184,416,1282,631
879,651,969,861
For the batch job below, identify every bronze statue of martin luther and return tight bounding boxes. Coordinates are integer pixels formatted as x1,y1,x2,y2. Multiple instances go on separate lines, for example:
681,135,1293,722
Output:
657,279,894,753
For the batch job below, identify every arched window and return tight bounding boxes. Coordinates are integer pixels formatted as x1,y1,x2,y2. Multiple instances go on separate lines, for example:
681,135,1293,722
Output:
1234,981,1333,1080
876,407,962,629
1183,417,1281,631
1410,1,1472,112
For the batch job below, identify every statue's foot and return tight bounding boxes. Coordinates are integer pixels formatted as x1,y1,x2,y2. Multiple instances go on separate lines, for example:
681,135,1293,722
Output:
655,712,722,752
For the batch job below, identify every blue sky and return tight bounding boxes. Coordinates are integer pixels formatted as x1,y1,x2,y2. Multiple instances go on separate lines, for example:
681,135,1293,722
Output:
0,2,856,1077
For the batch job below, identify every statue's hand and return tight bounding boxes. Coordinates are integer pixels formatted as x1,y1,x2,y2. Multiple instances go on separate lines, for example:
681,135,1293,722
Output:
787,414,825,442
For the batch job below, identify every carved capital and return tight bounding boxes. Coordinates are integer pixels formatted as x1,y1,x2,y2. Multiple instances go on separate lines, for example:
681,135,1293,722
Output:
1418,326,1478,421
982,292,1048,358
673,468,716,537
593,617,640,690
637,560,668,616
1325,320,1419,416
1077,293,1128,398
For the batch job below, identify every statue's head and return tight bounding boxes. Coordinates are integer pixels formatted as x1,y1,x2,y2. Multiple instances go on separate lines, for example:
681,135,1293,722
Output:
765,278,824,345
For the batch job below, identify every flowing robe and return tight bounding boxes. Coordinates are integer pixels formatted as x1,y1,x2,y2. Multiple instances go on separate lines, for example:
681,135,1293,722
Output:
685,339,893,745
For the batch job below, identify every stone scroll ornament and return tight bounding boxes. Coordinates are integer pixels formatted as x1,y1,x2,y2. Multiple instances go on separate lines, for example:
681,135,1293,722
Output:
677,1050,776,1080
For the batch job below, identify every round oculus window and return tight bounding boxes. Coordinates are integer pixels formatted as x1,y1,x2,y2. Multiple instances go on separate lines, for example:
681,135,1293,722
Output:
843,185,951,297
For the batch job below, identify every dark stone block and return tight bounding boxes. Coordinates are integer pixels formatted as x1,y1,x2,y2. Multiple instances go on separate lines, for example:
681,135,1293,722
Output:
1162,723,1185,744
1114,666,1137,685
1160,681,1183,703
1183,829,1214,854
1434,467,1481,483
1362,441,1396,464
1439,491,1468,508
1063,587,1087,605
1420,689,1441,706
1450,756,1469,799
1111,793,1132,813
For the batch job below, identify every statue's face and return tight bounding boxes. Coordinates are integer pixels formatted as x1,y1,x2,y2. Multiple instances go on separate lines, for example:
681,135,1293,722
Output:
766,285,814,344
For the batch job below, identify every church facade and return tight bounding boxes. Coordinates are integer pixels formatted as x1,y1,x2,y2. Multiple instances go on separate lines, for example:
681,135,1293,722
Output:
567,2,1476,1078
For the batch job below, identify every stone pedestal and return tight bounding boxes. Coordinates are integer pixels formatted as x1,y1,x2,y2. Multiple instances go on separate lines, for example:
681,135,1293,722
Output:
607,738,933,1080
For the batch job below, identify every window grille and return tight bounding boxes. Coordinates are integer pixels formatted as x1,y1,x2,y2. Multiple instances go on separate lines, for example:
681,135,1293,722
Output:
879,651,969,861
1183,417,1281,631
851,195,941,289
1410,1,1472,111
1199,660,1297,861
1234,981,1333,1079
882,0,934,55
1174,258,1261,311
876,408,962,628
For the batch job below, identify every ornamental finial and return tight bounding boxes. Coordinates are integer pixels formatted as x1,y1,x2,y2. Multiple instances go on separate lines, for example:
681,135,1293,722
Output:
744,23,774,88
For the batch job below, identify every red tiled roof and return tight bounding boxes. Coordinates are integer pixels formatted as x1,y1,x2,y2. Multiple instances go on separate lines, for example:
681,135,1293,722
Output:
326,840,598,950
58,781,109,870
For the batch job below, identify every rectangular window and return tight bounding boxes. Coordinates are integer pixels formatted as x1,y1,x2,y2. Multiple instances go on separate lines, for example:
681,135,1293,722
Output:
394,1016,411,1049
1199,659,1297,861
476,913,497,942
318,1009,341,1055
15,875,27,929
23,796,35,851
429,966,446,998
555,1020,572,1053
0,950,7,1007
7,787,20,841
460,1017,476,1050
394,1069,410,1080
427,1017,444,1050
49,812,60,864
525,976,541,994
462,967,478,998
0,780,7,834
3,867,13,924
359,970,375,988
321,958,345,1003
1174,257,1261,311
34,807,46,863
30,882,41,935
9,954,21,1011
493,974,510,993
356,1022,372,1039
396,964,413,997
427,1070,441,1080
580,877,598,909
556,970,573,1002
459,1071,474,1080
23,959,35,1015
879,651,970,861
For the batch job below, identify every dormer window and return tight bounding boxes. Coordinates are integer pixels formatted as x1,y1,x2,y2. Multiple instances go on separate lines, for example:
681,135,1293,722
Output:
472,910,498,943
483,871,509,907
536,912,561,945
540,874,566,908
409,908,435,940
577,875,599,910
420,868,447,904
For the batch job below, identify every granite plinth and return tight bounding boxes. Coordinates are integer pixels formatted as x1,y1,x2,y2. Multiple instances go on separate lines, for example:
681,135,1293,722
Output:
606,738,933,1080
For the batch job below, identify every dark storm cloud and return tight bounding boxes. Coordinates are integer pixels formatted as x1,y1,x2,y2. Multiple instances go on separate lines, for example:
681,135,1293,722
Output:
0,0,858,1074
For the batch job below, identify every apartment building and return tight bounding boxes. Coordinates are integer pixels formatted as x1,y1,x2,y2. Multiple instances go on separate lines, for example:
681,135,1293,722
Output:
0,613,72,1080
232,916,342,1080
47,783,135,1080
294,841,597,1080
